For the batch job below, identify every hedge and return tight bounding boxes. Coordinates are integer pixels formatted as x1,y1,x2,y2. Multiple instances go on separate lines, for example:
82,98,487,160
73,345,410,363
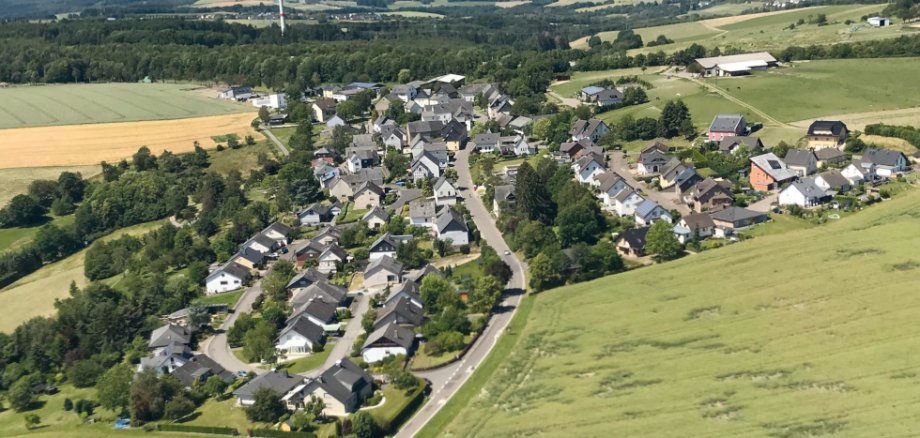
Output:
864,124,920,148
250,429,317,438
156,424,239,435
374,382,428,434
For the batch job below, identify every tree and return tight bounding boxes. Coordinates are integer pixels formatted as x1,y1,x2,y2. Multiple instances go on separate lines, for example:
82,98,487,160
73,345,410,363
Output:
164,396,195,420
201,375,228,398
304,395,326,418
645,220,683,260
28,179,59,207
187,304,210,328
51,195,75,216
259,106,270,123
68,360,104,388
397,68,412,83
130,368,163,424
289,177,322,206
529,252,563,292
24,413,40,430
243,320,278,363
132,146,157,171
657,99,691,139
469,276,503,314
1,194,46,227
556,198,603,246
514,162,554,224
64,398,74,411
592,241,623,273
246,388,285,422
420,275,458,314
9,377,35,412
352,411,381,438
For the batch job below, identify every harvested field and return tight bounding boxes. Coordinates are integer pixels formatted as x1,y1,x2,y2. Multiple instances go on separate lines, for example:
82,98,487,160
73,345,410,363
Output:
701,7,812,29
791,107,920,131
0,113,258,169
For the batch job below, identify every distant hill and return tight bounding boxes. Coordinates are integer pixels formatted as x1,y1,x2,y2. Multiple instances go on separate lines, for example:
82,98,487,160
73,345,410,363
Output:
0,0,195,19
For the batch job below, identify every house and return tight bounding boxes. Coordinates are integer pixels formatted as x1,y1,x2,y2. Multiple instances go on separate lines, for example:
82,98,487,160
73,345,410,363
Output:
138,342,191,375
364,255,403,289
596,172,631,209
492,184,516,217
570,118,610,142
616,227,649,257
317,245,348,274
298,202,340,226
659,160,697,190
312,99,337,123
435,207,469,246
374,297,425,330
497,135,534,156
693,52,777,77
374,93,401,114
779,178,829,207
596,89,624,107
459,82,500,103
867,16,890,27
362,208,390,229
368,233,401,261
572,155,607,184
409,198,437,228
614,189,645,217
508,116,533,134
328,169,387,202
439,119,468,151
276,317,326,358
637,148,673,175
859,148,909,177
472,132,500,153
380,125,406,150
410,151,442,182
268,114,288,126
433,176,458,206
353,182,384,210
841,162,873,185
815,169,852,193
290,279,348,309
407,263,443,285
251,93,286,110
708,114,746,141
218,86,253,101
171,355,234,389
205,262,251,295
346,149,379,174
384,281,423,309
421,99,474,125
325,115,345,130
687,178,734,213
580,86,606,102
148,324,191,351
293,359,373,416
749,153,798,191
559,138,596,160
488,94,514,120
230,247,265,270
806,120,848,149
233,370,303,407
635,200,672,226
719,136,763,155
262,222,293,245
709,206,768,230
410,140,449,163
314,226,343,246
362,322,416,364
406,120,445,141
393,83,420,102
288,297,338,330
677,213,716,242
784,149,818,177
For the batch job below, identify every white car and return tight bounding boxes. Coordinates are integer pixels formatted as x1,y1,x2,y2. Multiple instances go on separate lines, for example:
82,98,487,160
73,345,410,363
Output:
503,250,511,256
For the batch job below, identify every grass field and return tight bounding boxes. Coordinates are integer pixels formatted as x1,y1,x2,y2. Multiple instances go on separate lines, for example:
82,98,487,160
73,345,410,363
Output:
0,83,250,129
578,5,916,54
0,220,164,333
423,186,920,437
0,215,74,253
279,347,334,374
0,165,100,205
706,58,920,123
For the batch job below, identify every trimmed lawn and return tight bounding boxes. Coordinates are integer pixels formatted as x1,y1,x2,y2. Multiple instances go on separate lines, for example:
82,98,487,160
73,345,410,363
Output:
194,289,244,306
550,67,657,98
738,213,815,238
0,384,130,438
367,381,426,432
411,335,474,370
184,397,269,432
425,188,920,437
280,347,334,374
0,215,74,252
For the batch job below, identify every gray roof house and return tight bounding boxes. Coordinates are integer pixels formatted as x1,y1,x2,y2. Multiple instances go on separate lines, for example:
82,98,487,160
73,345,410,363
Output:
374,297,425,330
708,114,746,140
233,370,304,406
784,149,818,177
293,359,373,415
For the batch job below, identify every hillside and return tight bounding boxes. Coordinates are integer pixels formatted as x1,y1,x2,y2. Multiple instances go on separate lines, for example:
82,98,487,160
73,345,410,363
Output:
428,187,920,437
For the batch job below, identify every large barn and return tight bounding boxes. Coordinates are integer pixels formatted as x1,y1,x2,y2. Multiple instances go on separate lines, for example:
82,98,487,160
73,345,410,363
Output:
693,52,778,77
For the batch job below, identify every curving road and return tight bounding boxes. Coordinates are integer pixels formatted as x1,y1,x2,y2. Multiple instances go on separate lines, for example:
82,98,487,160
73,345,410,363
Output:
200,282,262,374
395,147,528,438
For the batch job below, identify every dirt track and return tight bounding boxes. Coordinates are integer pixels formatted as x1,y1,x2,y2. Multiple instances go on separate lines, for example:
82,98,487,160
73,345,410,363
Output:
0,112,257,169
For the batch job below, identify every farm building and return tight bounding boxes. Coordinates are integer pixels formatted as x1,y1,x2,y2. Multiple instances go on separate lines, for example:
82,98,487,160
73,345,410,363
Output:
693,52,777,77
251,93,287,110
218,86,253,101
867,16,890,27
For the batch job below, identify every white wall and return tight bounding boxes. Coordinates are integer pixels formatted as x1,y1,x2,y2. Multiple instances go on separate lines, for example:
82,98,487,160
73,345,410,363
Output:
362,346,408,364
206,273,243,295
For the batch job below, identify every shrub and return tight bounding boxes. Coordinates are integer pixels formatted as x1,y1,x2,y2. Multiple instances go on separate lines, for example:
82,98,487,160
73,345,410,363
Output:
156,424,239,435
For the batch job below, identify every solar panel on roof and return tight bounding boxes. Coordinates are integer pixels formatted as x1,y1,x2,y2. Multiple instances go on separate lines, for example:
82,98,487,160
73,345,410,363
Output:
767,160,781,169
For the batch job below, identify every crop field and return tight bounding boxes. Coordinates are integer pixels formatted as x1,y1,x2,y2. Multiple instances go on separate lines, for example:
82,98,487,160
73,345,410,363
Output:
0,220,164,333
707,58,920,123
425,186,920,438
0,112,258,169
0,83,251,129
580,5,915,54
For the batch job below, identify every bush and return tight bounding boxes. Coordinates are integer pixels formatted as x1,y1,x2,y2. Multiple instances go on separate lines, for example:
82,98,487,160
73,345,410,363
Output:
63,398,73,411
68,360,105,387
249,429,317,438
156,424,239,435
164,396,196,420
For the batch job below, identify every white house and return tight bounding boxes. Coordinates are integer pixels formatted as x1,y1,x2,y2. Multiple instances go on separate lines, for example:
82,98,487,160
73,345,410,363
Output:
572,155,606,184
410,152,441,182
364,256,403,290
361,322,416,364
435,207,469,246
779,179,828,207
205,262,251,295
859,148,909,178
614,189,645,217
408,199,437,228
362,208,389,229
596,172,630,209
433,177,458,206
634,200,672,226
276,317,325,358
251,93,287,110
841,162,873,185
317,245,348,274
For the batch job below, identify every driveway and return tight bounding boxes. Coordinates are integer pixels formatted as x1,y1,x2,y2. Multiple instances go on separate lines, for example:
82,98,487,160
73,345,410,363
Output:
395,147,528,438
300,292,370,378
608,152,691,215
747,193,777,213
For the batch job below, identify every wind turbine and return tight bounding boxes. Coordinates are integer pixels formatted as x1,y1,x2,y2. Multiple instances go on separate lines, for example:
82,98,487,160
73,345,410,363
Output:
278,0,286,36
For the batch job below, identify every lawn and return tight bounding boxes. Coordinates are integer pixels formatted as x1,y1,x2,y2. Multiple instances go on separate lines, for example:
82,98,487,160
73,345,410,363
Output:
410,335,474,370
193,289,244,307
706,58,920,123
207,138,276,175
549,67,659,98
422,187,920,437
737,212,815,238
279,347,334,374
0,215,75,253
0,220,165,333
0,83,251,129
367,381,426,432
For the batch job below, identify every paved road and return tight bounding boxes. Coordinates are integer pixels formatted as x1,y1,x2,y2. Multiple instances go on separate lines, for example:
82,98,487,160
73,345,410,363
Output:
395,147,528,438
262,126,290,157
609,152,691,215
200,282,263,374
748,193,778,213
301,293,370,378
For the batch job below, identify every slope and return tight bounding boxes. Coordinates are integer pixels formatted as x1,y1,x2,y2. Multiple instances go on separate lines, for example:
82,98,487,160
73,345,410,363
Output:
427,187,920,437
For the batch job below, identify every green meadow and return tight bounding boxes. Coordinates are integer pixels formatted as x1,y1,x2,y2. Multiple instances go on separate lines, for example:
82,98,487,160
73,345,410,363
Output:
422,186,920,437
